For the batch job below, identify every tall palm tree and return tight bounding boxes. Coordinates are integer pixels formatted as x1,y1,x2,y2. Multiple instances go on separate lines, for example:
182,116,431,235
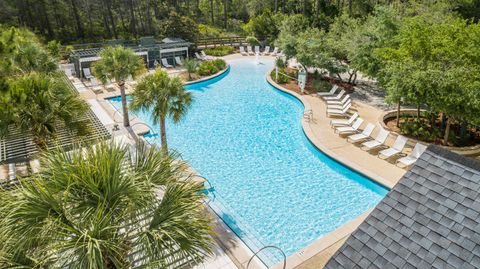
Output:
130,69,192,153
92,46,146,127
1,73,89,148
0,141,214,268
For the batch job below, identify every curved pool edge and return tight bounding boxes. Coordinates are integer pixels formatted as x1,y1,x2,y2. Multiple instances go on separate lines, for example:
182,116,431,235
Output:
265,71,392,190
183,64,231,86
265,72,391,268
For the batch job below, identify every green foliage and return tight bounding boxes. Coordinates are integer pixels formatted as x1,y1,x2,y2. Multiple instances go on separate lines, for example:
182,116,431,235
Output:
243,11,284,43
197,59,227,76
275,57,286,68
212,58,227,70
183,58,199,80
313,79,331,92
204,46,235,56
46,40,62,60
131,69,192,152
0,141,214,267
0,27,88,147
275,14,311,59
245,36,260,45
270,69,289,84
92,46,146,84
157,12,200,42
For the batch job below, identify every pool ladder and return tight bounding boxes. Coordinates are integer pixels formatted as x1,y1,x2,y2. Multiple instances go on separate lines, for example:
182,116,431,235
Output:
247,245,286,269
303,109,313,122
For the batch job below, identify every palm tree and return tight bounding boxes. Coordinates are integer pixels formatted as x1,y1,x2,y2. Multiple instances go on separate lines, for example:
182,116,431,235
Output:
183,58,198,80
0,141,214,268
130,69,192,153
0,73,89,148
92,46,146,127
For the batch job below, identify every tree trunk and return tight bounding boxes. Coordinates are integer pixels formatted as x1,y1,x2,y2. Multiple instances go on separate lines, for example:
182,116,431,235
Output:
159,115,168,153
70,0,84,38
128,0,137,37
274,0,278,12
443,117,451,146
210,0,214,24
119,82,130,127
396,101,401,128
106,0,118,39
39,0,54,38
282,0,286,13
223,0,228,29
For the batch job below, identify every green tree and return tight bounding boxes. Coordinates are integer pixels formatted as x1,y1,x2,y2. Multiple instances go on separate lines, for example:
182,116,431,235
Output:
92,46,146,127
0,73,89,148
183,58,199,80
0,141,214,268
377,12,480,145
130,69,193,153
158,12,200,42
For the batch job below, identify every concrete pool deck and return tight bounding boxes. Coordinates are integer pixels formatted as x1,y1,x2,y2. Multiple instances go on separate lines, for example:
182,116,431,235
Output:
76,54,407,269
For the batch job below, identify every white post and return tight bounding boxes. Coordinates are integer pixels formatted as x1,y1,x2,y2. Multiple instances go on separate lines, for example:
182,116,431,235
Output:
276,65,278,81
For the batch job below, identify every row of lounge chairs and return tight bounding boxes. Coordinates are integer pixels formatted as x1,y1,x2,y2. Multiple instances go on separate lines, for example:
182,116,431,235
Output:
239,46,281,56
320,86,427,168
161,57,184,68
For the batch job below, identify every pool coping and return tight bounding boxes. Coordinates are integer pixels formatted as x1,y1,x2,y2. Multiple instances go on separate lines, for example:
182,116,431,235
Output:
265,72,393,269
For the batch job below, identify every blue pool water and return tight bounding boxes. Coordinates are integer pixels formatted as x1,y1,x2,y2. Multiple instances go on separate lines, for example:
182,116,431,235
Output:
108,58,387,266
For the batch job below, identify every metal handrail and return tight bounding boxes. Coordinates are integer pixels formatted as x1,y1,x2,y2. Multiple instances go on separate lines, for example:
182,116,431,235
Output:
194,174,216,204
247,246,287,269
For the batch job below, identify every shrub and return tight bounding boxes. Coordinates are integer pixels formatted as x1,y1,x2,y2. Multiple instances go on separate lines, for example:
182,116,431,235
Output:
212,59,226,70
270,69,289,84
196,59,227,76
204,46,235,56
313,79,331,93
246,36,260,45
275,57,286,69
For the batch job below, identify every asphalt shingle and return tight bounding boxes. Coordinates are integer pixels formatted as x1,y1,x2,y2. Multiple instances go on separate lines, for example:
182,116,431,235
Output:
324,146,480,269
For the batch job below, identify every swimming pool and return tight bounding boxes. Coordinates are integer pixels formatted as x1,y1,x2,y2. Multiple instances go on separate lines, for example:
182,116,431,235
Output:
108,58,388,266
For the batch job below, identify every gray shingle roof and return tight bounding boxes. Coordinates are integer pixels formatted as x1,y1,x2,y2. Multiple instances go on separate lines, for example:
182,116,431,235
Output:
324,145,480,269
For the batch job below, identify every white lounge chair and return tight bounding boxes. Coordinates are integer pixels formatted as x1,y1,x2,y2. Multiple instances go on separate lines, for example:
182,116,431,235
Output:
195,52,205,61
239,46,248,56
201,51,213,60
247,46,255,55
378,135,408,159
271,47,279,56
254,46,260,54
327,98,351,110
335,118,364,134
105,79,116,91
318,85,338,97
362,129,390,151
161,58,173,68
396,143,427,167
327,95,350,106
175,56,183,66
330,112,359,128
83,68,93,80
327,103,352,117
323,90,345,101
347,123,375,143
327,99,351,110
90,78,104,93
263,46,270,55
